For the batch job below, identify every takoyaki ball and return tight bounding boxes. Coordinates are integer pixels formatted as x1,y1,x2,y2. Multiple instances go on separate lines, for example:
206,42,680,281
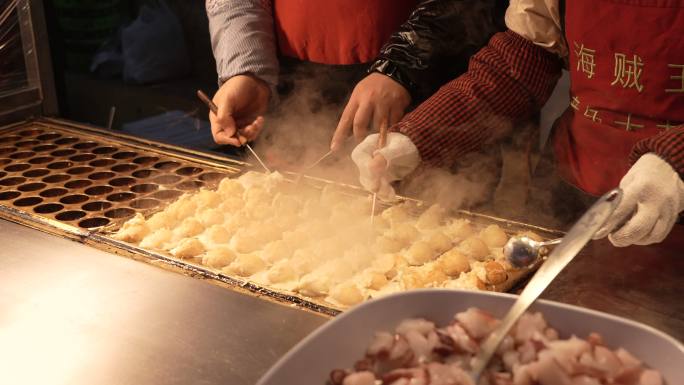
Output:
458,236,490,261
171,237,205,259
443,219,474,241
113,213,149,243
225,254,266,277
139,228,173,250
202,246,237,268
480,224,508,248
436,248,471,277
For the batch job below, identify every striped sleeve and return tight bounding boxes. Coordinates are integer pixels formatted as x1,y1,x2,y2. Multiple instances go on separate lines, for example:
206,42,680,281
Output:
206,0,278,90
394,30,563,168
630,126,684,178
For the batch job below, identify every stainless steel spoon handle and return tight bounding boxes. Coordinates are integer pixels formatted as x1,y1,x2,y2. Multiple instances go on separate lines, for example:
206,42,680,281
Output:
470,188,623,381
540,238,562,247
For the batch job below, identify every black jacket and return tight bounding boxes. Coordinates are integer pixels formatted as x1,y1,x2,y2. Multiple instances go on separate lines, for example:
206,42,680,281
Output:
370,0,507,103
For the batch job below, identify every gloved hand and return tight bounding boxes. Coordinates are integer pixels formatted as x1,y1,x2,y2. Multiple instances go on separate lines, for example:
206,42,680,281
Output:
209,74,270,146
351,132,421,199
330,73,411,152
594,153,684,247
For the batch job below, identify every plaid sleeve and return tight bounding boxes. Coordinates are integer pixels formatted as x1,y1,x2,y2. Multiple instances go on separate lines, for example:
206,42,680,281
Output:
630,126,684,179
206,0,278,90
394,30,563,168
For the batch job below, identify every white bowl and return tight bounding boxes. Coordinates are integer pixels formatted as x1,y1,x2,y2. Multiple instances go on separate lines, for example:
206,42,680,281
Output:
257,289,684,385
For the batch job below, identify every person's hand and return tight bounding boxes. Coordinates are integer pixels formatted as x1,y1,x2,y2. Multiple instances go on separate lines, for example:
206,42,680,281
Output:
351,132,421,199
331,73,411,152
594,153,684,247
209,74,270,146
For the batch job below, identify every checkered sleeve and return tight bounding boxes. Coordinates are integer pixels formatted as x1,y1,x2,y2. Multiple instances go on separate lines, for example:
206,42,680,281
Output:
394,30,563,168
206,0,278,90
630,126,684,179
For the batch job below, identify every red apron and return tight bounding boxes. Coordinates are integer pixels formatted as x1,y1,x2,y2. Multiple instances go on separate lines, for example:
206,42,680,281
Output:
554,0,684,196
273,0,417,65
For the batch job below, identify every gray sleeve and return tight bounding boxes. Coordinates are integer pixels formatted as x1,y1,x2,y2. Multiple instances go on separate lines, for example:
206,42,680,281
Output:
206,0,279,90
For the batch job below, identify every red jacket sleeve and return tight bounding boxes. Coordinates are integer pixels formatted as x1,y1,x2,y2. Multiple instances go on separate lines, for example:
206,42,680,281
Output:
394,30,563,168
630,126,684,179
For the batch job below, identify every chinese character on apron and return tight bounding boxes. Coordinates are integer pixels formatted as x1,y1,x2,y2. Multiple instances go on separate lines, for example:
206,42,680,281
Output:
553,0,684,196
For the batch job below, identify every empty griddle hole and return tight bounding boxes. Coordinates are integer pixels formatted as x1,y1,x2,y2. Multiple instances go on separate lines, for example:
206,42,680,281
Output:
70,154,96,162
24,169,50,178
73,141,99,150
152,175,181,185
64,179,91,189
198,172,226,182
5,163,30,172
36,133,61,141
0,171,6,178
150,190,182,200
0,159,9,166
40,188,69,198
56,210,87,221
10,151,36,159
82,201,112,211
43,174,71,183
18,182,47,192
154,161,180,171
54,137,78,145
47,161,73,169
32,144,58,152
133,156,159,165
67,166,95,175
132,169,159,178
104,208,135,219
112,151,137,159
106,192,135,202
111,164,138,173
89,159,116,167
176,180,204,190
0,146,16,155
34,203,64,214
84,185,113,195
0,135,21,143
0,191,20,200
18,129,43,136
130,183,158,193
60,194,89,204
88,171,115,180
130,198,160,209
16,140,39,147
92,146,117,154
14,197,42,206
51,149,77,157
28,156,54,164
78,217,110,228
176,166,203,176
0,176,26,186
109,177,135,187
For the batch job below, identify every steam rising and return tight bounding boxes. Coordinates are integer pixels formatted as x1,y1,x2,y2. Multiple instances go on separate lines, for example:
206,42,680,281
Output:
248,67,567,230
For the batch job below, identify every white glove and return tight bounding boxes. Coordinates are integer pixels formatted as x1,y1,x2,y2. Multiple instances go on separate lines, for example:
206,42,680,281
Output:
351,132,421,199
594,153,684,247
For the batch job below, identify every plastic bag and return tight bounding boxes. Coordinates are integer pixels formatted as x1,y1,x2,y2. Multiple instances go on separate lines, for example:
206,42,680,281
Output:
120,1,190,84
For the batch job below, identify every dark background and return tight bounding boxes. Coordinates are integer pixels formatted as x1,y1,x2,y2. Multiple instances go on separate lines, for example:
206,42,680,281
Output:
44,0,218,137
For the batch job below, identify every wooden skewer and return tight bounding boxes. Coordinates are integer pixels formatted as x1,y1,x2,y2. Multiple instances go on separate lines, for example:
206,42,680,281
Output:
370,120,389,225
196,90,271,173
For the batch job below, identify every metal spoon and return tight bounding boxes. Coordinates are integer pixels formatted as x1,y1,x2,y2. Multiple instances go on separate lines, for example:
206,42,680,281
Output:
504,236,562,268
469,188,623,383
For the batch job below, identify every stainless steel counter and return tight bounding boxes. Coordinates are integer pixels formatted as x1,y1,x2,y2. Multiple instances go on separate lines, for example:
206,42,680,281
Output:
0,219,326,385
1,219,681,385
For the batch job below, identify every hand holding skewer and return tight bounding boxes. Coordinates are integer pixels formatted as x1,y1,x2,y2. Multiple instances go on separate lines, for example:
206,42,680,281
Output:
197,89,271,173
